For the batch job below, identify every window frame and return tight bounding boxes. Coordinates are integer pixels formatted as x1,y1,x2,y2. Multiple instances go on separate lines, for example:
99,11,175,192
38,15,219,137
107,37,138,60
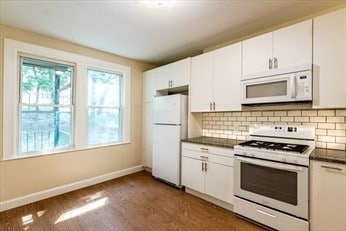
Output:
18,54,76,155
3,39,131,160
86,67,124,146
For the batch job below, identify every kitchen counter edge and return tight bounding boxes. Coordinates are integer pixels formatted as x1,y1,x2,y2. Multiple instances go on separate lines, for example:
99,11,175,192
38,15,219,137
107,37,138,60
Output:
181,136,243,149
310,148,346,165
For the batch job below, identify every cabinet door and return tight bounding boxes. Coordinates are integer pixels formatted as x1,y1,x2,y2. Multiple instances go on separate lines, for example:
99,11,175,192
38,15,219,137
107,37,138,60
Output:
213,42,242,111
273,19,312,70
142,102,153,168
190,52,213,112
170,58,190,88
181,155,204,193
310,161,346,231
313,8,346,108
155,65,170,90
143,69,157,102
242,32,273,76
205,161,234,204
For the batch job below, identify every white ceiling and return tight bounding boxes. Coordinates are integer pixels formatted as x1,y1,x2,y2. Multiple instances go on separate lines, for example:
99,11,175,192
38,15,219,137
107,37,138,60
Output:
0,0,344,65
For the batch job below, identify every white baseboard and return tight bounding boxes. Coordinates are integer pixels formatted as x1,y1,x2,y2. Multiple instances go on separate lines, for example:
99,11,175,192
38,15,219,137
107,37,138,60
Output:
0,165,143,212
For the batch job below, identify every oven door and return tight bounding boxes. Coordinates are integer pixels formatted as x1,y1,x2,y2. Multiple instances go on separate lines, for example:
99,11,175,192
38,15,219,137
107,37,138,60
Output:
241,74,295,104
234,155,308,219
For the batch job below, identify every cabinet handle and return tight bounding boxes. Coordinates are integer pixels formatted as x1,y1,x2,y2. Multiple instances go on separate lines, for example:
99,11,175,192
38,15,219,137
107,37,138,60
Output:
170,80,173,87
202,162,205,171
205,162,207,172
273,57,278,68
209,102,212,111
213,102,215,111
269,58,273,69
321,165,342,171
200,148,209,152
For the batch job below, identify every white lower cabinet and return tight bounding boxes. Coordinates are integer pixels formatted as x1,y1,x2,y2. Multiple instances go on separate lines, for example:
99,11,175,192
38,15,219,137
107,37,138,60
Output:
181,142,234,204
310,160,346,231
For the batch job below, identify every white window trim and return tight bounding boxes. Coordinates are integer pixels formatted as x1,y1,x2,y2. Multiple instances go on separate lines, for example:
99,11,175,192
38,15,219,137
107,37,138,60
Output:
3,39,131,160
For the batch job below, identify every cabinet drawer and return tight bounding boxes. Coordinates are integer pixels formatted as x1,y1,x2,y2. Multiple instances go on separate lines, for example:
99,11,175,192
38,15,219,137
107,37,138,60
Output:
182,142,234,157
182,146,233,167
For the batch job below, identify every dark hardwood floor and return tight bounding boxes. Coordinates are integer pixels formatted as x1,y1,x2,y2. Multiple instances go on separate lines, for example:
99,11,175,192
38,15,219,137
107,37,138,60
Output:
0,171,264,230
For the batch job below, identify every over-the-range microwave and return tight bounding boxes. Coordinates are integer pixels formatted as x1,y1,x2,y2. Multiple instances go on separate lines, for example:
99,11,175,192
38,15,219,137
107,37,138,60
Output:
241,70,312,105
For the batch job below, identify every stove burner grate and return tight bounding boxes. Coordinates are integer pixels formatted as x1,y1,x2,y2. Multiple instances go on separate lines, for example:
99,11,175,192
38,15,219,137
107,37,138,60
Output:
239,140,309,153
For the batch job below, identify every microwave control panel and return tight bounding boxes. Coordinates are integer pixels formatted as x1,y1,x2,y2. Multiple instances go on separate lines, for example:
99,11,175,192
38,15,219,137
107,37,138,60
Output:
295,72,312,99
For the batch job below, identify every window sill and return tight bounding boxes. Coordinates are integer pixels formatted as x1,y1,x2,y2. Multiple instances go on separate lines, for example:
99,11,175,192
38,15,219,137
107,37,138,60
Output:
1,141,131,162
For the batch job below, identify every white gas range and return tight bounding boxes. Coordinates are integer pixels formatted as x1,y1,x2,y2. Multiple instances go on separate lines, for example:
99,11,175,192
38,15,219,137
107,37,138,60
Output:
233,124,315,231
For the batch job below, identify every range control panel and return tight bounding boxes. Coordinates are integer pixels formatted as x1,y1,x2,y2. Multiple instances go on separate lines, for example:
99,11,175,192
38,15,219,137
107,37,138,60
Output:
274,126,298,132
249,124,315,140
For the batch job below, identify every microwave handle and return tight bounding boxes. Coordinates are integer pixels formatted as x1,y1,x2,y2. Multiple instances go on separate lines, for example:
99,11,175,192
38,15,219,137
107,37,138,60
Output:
290,75,296,99
236,156,305,172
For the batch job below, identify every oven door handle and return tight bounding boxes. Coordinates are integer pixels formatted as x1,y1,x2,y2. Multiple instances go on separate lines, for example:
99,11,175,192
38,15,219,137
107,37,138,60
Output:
236,156,306,172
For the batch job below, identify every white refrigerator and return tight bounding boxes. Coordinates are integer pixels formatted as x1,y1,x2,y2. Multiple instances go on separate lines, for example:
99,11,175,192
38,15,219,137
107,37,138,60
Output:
152,94,188,187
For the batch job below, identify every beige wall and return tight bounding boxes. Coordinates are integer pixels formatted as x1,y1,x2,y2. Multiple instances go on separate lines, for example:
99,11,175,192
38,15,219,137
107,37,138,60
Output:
0,24,153,201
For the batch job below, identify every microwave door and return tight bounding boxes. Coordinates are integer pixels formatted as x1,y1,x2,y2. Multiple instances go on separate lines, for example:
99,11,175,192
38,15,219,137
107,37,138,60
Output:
242,75,292,104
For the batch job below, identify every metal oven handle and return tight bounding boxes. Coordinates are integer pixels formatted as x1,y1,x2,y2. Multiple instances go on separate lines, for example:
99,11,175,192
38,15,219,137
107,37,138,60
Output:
236,156,306,172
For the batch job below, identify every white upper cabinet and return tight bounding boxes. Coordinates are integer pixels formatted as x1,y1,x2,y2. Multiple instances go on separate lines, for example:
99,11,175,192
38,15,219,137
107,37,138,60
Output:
156,57,190,90
313,8,346,108
190,42,242,112
143,69,157,103
242,32,273,76
242,19,312,78
190,52,213,112
213,43,242,111
273,20,312,70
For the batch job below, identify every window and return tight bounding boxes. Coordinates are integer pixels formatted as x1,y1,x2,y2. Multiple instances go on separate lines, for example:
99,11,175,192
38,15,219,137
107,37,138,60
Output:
3,39,131,160
19,57,74,155
87,69,123,145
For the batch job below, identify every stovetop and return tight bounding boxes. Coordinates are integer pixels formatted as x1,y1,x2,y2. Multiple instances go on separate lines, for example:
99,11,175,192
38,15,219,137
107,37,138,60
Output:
238,140,309,154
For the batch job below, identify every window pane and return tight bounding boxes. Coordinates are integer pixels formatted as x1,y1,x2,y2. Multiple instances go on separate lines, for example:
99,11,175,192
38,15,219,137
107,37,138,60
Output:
88,108,120,145
21,57,73,105
88,69,121,107
20,106,72,155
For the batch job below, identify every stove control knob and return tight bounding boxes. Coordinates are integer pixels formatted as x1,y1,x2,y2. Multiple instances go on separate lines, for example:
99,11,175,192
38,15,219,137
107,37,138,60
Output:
242,151,247,156
281,156,287,162
250,152,255,157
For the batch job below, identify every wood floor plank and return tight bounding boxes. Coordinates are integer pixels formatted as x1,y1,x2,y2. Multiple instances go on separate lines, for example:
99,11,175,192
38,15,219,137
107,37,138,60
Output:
0,171,264,230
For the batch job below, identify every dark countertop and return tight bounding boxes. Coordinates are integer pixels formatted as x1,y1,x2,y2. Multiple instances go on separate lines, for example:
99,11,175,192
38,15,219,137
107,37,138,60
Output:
181,136,244,149
310,148,346,165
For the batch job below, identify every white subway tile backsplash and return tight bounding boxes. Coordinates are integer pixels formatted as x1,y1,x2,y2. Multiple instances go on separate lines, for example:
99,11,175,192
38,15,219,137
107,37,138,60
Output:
281,117,294,122
336,123,346,130
262,111,274,116
336,109,346,116
295,117,309,122
336,137,346,143
318,110,335,116
327,129,346,137
288,110,302,116
251,111,262,116
327,116,345,123
327,143,346,150
275,111,287,116
318,123,335,129
268,117,280,122
310,117,326,123
202,108,346,150
316,142,327,149
316,129,327,135
302,110,318,116
257,117,268,122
